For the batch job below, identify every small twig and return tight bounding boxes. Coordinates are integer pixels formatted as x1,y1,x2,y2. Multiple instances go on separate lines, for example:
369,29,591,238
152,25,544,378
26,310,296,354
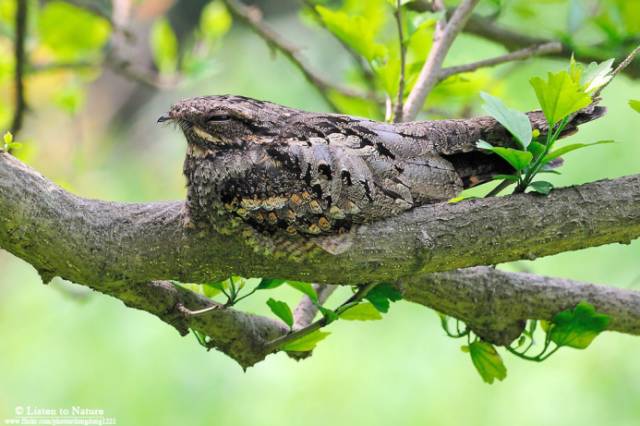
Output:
265,282,379,353
222,0,372,111
393,0,407,123
403,0,480,121
9,0,27,145
593,43,640,99
176,301,224,317
437,41,563,82
293,284,338,329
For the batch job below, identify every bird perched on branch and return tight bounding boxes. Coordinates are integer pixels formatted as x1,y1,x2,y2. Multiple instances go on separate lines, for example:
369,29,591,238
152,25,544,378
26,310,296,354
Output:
159,95,603,243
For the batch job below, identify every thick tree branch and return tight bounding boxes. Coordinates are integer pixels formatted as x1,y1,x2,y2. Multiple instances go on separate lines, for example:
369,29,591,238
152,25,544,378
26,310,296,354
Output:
401,267,640,344
1,151,639,286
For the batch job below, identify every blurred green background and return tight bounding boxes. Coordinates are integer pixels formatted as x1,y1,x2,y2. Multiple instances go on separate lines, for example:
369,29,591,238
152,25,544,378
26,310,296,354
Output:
1,0,639,425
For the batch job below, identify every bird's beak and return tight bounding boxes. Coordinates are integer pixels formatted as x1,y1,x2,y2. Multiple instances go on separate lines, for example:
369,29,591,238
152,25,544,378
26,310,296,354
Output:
157,113,172,123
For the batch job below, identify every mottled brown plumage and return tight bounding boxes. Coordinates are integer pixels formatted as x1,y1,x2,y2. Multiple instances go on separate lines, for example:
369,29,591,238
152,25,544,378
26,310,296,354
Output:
160,95,604,239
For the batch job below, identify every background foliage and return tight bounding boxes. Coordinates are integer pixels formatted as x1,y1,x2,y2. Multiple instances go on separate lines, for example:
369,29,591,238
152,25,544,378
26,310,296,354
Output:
1,0,639,424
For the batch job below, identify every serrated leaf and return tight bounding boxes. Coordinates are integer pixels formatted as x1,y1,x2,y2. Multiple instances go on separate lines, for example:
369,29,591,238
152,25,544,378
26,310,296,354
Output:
315,6,387,62
287,281,318,303
542,140,614,164
530,71,592,125
476,140,533,171
256,278,286,290
630,100,640,113
282,330,330,352
480,92,532,149
549,301,610,349
529,181,554,195
467,341,507,384
581,58,614,93
365,283,402,313
267,298,293,328
340,302,383,321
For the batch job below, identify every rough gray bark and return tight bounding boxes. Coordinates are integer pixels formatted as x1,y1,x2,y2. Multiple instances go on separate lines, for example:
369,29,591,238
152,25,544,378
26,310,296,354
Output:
1,150,639,367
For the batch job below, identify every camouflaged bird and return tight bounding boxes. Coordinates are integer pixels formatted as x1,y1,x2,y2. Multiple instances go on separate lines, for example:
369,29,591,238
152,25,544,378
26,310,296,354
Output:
159,95,604,242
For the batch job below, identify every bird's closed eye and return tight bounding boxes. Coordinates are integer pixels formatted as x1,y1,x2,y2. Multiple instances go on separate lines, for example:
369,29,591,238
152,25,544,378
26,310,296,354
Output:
207,114,231,122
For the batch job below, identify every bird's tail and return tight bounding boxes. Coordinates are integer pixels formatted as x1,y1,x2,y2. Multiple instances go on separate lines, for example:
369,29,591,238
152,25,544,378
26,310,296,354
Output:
396,105,606,189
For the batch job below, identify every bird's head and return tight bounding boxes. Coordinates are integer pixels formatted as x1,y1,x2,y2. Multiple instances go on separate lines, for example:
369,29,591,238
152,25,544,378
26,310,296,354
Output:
158,95,293,149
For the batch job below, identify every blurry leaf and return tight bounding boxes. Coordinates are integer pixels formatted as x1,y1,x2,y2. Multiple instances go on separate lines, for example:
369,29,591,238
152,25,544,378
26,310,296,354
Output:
192,329,208,347
365,283,402,313
150,18,178,75
38,1,110,60
372,57,401,96
180,283,204,295
530,71,592,125
480,92,532,148
339,302,383,321
3,131,12,145
287,281,318,303
53,86,86,114
256,278,286,290
315,5,387,61
267,298,294,328
476,140,533,171
549,301,610,349
529,181,554,195
629,100,640,113
200,0,232,42
464,341,507,384
542,140,614,164
282,330,330,352
329,91,383,120
567,0,587,33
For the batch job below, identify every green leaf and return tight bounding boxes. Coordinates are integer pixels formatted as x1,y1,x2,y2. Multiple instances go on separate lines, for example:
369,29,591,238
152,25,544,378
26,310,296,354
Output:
317,305,339,324
549,301,610,349
629,100,640,113
281,330,331,352
200,0,232,42
464,341,507,384
202,282,222,298
3,131,12,145
530,71,592,125
339,302,383,321
256,278,286,290
476,140,533,171
365,283,402,313
491,174,519,181
266,298,294,328
315,6,387,62
287,281,318,303
38,1,111,60
527,141,546,159
581,59,614,93
529,181,554,195
542,140,614,164
150,18,178,75
480,92,532,148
